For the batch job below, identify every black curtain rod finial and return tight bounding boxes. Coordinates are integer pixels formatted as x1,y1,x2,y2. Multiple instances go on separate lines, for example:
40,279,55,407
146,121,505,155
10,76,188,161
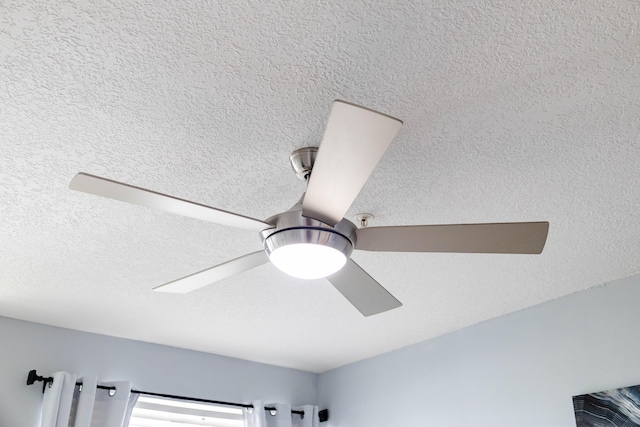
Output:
27,369,53,393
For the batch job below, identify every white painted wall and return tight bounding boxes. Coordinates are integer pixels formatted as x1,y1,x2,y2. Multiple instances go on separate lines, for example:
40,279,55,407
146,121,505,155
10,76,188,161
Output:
0,317,317,427
318,273,640,427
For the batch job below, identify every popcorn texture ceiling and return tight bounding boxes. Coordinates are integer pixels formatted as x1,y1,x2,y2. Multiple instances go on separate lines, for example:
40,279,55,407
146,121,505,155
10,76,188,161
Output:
1,0,639,373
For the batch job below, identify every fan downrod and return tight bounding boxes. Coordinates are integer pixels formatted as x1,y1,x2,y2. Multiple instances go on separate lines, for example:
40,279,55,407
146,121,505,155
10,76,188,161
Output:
289,147,318,181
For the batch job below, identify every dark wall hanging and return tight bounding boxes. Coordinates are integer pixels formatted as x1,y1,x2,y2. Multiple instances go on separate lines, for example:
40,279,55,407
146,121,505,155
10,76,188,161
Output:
573,384,640,426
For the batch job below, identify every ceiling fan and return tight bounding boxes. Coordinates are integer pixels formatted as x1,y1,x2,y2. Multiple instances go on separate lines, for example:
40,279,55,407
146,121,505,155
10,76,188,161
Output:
69,100,549,317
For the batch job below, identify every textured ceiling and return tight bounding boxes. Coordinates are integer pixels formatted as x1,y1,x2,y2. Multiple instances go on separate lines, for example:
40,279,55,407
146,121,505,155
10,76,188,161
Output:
1,0,639,373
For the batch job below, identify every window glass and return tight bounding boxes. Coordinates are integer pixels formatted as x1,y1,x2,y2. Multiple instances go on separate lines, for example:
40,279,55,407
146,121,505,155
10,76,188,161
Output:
128,395,245,427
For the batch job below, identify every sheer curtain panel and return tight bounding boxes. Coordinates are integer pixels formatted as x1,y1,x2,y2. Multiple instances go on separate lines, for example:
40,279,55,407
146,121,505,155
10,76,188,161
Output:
39,371,135,427
293,405,319,427
244,400,267,427
267,403,291,427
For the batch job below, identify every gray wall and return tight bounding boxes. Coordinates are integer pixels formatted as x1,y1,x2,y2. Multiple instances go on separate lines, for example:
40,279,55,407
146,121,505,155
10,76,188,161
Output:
0,317,318,427
318,273,640,427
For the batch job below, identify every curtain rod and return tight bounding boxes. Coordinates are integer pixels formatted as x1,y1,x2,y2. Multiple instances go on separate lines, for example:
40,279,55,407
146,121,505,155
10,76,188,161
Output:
26,370,309,418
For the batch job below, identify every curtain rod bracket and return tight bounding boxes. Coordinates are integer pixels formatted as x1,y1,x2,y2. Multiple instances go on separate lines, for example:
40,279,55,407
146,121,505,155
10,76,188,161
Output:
27,369,53,394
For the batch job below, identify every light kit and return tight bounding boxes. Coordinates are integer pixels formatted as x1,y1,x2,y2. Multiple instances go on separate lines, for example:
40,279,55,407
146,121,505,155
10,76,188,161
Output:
261,208,357,280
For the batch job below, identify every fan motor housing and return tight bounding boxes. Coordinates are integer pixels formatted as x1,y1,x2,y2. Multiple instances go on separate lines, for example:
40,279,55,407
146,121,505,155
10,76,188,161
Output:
260,210,358,258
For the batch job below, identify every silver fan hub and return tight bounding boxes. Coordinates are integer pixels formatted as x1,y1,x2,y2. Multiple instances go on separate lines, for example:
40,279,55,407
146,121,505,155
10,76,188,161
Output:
260,210,358,279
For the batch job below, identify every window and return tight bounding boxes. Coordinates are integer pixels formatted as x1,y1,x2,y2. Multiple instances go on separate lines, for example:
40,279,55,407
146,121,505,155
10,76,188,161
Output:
128,395,245,427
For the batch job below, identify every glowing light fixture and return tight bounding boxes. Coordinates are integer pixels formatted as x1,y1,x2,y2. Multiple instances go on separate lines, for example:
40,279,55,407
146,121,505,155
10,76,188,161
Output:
269,243,347,279
264,228,353,279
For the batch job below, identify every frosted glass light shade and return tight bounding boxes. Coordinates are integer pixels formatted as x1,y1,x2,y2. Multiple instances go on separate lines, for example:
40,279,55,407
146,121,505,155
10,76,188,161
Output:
269,243,347,279
263,227,353,280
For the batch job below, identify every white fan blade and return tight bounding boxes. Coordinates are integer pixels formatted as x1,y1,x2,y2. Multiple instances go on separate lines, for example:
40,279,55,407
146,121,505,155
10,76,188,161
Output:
327,259,402,317
70,173,273,232
302,100,403,226
153,251,269,293
355,222,549,254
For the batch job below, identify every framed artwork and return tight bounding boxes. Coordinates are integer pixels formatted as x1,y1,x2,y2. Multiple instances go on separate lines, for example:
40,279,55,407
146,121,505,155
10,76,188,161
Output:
573,384,640,426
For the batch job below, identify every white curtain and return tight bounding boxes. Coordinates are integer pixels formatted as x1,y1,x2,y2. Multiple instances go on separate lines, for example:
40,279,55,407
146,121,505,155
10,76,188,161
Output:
267,403,291,427
244,401,319,427
40,371,135,427
293,405,319,427
244,400,266,427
